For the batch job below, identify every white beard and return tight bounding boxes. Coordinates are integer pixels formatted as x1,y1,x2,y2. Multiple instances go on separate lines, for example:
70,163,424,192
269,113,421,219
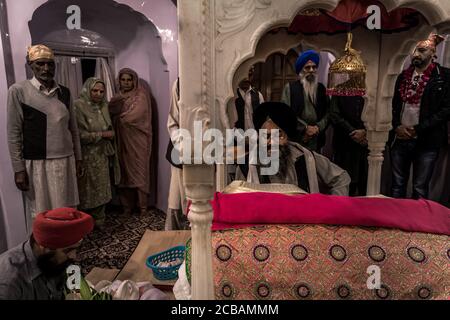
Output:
300,73,318,105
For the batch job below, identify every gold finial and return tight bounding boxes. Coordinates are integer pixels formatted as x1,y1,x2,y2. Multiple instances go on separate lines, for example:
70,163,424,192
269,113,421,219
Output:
327,32,367,96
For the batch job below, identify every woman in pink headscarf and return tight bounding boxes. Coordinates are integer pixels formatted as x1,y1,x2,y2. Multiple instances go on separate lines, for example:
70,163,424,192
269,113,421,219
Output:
109,68,152,215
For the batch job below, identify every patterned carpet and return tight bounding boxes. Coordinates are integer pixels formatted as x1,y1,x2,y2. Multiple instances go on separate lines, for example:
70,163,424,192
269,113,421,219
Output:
76,206,166,275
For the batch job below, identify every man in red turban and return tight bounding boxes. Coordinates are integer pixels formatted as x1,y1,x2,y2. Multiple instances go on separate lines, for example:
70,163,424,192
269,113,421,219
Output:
0,208,94,300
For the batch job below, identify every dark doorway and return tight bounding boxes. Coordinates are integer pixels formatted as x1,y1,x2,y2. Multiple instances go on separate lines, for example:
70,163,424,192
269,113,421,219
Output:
81,58,97,83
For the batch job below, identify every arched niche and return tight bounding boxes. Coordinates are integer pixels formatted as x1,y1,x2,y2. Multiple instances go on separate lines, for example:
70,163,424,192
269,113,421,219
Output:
28,0,167,67
28,0,170,210
212,0,450,128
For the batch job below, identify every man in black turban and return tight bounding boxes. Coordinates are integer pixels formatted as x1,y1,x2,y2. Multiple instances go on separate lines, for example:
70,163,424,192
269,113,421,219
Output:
242,102,350,195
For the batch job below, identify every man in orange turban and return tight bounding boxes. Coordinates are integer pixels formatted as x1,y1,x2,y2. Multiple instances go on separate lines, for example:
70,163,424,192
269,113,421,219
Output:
0,208,94,300
389,34,450,199
7,45,83,231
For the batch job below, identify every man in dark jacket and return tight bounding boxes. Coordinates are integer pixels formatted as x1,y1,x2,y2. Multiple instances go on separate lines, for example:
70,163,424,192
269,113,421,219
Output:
389,34,450,199
281,50,330,152
330,96,368,196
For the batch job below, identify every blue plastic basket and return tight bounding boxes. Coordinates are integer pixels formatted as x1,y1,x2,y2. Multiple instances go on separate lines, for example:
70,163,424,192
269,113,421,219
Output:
146,245,185,281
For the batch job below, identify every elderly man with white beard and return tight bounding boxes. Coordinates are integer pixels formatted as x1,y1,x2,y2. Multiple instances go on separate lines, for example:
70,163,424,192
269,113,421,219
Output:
281,50,330,152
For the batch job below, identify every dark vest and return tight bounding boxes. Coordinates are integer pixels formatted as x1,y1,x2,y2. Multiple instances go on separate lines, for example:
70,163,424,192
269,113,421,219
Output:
21,84,71,159
57,85,71,109
289,81,329,148
289,81,328,123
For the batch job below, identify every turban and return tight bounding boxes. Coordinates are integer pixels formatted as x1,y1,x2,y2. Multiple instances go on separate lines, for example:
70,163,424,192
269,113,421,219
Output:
27,44,54,62
253,102,298,139
33,208,94,250
415,34,445,52
295,50,320,74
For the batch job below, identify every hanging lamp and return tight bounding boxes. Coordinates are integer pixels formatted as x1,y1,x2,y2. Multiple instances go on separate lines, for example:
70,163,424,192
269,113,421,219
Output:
327,32,367,96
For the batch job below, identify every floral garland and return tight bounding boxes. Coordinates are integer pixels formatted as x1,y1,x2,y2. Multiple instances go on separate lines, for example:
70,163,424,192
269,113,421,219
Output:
399,62,436,104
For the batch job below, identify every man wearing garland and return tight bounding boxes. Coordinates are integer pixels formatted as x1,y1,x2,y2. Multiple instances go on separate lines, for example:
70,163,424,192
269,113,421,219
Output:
389,34,450,199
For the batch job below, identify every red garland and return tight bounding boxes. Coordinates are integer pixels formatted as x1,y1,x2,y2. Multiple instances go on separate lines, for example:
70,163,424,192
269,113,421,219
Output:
399,63,435,104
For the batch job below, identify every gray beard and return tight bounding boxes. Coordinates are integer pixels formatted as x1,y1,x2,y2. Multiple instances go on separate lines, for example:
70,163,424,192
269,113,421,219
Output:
278,144,291,180
259,144,291,182
300,74,318,105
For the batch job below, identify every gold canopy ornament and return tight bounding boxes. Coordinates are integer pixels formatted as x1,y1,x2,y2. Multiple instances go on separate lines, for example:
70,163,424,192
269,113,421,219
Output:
327,33,367,96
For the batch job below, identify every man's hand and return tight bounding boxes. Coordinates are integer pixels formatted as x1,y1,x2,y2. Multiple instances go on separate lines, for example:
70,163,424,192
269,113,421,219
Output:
350,129,367,144
406,127,417,138
101,131,114,140
76,160,84,178
14,171,29,191
360,138,368,146
395,125,412,140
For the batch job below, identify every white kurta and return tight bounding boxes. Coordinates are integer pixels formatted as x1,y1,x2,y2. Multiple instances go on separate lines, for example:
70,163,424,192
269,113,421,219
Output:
25,155,79,219
166,79,187,230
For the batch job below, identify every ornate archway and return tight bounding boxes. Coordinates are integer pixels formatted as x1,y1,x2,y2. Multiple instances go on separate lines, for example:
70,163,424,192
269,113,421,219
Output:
177,0,450,299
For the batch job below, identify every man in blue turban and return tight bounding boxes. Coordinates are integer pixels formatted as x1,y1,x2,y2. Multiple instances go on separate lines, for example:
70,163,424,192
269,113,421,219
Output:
281,50,330,152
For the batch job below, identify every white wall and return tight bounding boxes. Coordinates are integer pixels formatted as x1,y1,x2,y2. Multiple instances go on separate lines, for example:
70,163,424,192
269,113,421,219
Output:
0,30,28,251
1,0,178,249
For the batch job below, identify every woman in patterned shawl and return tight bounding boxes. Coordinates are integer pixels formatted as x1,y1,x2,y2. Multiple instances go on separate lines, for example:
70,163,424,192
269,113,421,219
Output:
74,77,120,227
108,68,152,215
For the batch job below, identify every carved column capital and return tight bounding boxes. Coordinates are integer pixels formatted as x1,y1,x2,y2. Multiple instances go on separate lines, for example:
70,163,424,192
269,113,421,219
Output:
184,164,215,200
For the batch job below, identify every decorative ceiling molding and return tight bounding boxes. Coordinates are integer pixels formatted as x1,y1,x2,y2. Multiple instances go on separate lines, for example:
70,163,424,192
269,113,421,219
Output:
216,0,273,52
217,0,272,35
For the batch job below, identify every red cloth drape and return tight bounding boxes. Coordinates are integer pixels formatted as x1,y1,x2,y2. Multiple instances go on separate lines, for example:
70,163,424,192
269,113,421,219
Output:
211,192,450,236
288,0,422,34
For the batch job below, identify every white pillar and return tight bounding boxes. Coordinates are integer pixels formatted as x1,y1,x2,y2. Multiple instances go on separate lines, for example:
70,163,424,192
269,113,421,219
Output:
179,0,215,300
366,131,389,195
184,164,215,299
